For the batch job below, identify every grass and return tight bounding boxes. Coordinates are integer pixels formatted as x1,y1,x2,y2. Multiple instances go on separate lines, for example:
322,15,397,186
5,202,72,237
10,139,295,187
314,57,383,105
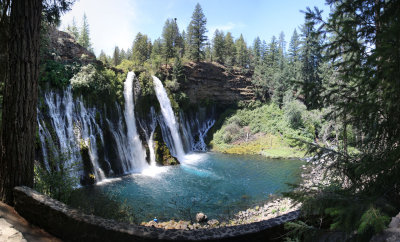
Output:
211,133,306,159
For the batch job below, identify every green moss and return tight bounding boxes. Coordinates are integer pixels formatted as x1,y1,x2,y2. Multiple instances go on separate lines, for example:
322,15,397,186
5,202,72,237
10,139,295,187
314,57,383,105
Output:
153,125,179,166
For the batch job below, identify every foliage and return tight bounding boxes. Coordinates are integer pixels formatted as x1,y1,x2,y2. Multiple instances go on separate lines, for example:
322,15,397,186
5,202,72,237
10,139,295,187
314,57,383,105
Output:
162,18,182,63
132,32,152,65
211,103,322,157
212,29,225,64
70,64,125,103
34,154,79,203
39,60,80,88
286,1,400,239
77,13,92,51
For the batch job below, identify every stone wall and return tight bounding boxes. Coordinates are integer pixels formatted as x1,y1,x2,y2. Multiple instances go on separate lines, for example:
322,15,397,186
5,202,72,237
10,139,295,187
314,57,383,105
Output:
13,186,299,241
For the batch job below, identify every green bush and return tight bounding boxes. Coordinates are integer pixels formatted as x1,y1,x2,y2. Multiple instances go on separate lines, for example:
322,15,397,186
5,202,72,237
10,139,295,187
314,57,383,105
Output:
34,153,79,203
70,64,125,103
39,60,80,88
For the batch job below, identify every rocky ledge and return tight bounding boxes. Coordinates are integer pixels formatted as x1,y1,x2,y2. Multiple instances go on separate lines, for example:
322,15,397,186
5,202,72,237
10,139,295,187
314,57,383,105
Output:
180,62,255,105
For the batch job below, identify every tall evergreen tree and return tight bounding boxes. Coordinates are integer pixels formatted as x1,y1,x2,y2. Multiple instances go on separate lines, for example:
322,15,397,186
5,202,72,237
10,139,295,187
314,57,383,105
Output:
0,0,74,204
288,1,400,239
66,17,79,40
251,36,262,67
162,18,181,64
186,3,207,62
112,46,121,66
224,32,236,67
98,50,109,64
77,13,91,51
212,29,225,64
299,16,323,109
235,34,249,69
288,29,301,62
132,32,152,65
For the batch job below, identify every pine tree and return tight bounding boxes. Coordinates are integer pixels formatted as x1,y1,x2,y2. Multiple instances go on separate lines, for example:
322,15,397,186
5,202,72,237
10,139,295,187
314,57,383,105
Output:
112,46,121,66
299,17,323,109
287,1,400,239
235,34,249,69
186,3,207,62
78,13,92,51
162,18,181,64
98,50,109,64
132,32,152,65
66,17,79,40
252,36,262,67
224,32,236,67
288,29,301,62
212,29,225,64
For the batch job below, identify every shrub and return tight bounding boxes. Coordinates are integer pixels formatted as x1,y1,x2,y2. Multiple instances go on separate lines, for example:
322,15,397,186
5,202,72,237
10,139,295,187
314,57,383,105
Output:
34,153,79,203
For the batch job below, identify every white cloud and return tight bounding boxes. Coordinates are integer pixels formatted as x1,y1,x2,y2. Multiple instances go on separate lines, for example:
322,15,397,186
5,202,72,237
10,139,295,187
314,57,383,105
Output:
60,0,140,56
208,22,245,38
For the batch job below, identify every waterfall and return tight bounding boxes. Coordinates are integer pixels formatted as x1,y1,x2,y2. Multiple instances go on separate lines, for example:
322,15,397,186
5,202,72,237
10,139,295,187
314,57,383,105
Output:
76,99,107,180
40,87,109,181
138,107,157,166
181,110,215,152
152,76,185,161
123,72,148,172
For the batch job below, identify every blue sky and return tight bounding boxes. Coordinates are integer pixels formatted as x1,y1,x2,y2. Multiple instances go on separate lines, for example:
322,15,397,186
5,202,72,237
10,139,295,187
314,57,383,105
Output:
60,0,330,56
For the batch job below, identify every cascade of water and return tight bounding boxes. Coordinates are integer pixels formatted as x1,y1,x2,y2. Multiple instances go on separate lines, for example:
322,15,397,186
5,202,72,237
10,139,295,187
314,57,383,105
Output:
123,72,148,172
44,87,81,168
152,76,185,161
138,107,157,166
37,115,56,171
106,103,131,172
76,99,106,180
180,110,216,152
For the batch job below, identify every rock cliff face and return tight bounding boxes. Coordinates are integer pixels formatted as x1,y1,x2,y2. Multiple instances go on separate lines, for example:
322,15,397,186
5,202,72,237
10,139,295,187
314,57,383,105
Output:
45,27,97,64
181,62,255,105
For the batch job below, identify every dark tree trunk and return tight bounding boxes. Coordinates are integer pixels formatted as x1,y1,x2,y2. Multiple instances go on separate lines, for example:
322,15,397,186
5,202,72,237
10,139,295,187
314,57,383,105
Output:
0,0,42,204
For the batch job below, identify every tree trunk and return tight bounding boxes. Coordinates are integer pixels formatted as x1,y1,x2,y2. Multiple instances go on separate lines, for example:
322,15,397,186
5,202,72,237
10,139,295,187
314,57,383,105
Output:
0,0,42,204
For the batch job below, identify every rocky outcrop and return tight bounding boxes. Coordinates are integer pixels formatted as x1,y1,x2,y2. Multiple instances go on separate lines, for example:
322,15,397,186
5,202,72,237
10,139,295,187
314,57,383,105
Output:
371,212,400,242
45,27,98,64
181,62,255,105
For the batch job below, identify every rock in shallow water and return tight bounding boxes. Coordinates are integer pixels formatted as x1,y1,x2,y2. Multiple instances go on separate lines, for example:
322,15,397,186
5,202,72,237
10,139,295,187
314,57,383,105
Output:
196,212,208,223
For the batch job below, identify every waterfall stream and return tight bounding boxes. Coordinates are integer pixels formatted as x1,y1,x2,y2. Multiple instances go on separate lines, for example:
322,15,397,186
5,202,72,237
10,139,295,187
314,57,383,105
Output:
152,76,185,161
37,72,215,184
123,72,148,172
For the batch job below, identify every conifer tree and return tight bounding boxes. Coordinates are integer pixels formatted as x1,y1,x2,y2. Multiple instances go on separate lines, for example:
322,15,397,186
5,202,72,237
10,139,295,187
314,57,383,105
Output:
112,46,121,66
224,32,236,67
98,50,109,64
162,18,181,64
186,3,207,62
212,29,225,64
132,32,152,65
252,36,262,66
287,1,400,239
299,17,323,109
235,34,249,69
66,17,79,40
78,13,91,51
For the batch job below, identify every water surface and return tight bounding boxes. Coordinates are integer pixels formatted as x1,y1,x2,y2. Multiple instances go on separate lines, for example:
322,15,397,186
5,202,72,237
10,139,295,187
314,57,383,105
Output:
69,153,302,223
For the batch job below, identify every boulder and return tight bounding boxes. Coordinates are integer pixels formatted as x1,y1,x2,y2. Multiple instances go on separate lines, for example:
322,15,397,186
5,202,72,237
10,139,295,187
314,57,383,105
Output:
371,212,400,242
196,212,208,223
207,219,219,227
